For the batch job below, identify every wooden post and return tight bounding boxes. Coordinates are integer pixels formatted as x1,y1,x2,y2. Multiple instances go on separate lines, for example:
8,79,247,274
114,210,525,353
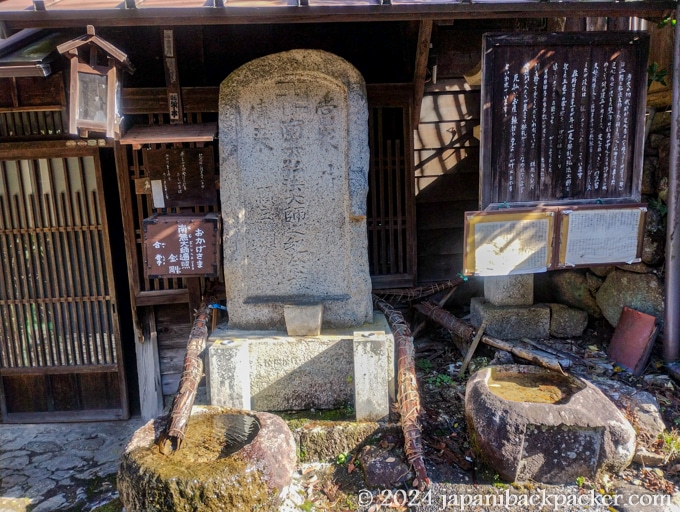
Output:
412,20,433,127
138,307,164,420
664,2,680,364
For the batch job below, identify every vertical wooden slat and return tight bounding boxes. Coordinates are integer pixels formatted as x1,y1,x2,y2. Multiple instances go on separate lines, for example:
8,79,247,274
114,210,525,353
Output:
386,140,395,274
15,165,47,366
37,111,46,136
395,139,404,274
89,190,113,364
60,176,89,365
22,161,52,367
368,109,380,276
46,162,76,366
0,187,17,368
31,161,65,365
11,190,40,367
45,110,55,135
0,114,8,137
32,188,65,366
53,176,83,365
377,109,387,274
0,173,23,368
73,158,100,364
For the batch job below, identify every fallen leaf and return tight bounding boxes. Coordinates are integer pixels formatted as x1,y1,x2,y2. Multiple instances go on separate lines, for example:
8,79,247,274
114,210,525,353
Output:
385,457,396,462
347,461,355,474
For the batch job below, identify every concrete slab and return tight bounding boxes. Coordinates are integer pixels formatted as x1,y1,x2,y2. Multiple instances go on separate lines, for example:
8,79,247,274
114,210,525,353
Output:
207,312,395,414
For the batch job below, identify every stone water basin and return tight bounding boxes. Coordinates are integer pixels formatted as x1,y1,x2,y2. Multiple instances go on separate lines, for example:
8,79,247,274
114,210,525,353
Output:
117,406,296,511
465,365,636,484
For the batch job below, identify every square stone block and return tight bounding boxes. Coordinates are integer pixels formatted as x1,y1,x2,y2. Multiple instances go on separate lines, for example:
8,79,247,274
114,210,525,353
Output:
471,297,550,340
484,274,534,306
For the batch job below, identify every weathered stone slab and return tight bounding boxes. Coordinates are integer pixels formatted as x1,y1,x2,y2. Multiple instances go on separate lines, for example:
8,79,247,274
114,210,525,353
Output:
206,340,250,409
219,49,372,330
470,297,550,340
465,365,636,484
207,312,395,413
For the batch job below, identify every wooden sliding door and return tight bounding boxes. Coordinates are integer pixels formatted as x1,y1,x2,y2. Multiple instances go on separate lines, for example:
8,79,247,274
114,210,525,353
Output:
0,147,127,422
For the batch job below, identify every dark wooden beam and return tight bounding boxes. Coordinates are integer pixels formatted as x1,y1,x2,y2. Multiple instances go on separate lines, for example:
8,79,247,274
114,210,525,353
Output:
412,20,432,127
3,2,675,30
161,28,183,123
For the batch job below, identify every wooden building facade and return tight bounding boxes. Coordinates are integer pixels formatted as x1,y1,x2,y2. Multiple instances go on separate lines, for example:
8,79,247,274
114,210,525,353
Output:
0,0,676,421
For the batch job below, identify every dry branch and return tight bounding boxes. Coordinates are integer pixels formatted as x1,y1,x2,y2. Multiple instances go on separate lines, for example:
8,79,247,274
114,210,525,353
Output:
373,295,431,490
414,301,568,374
375,277,465,304
157,301,211,455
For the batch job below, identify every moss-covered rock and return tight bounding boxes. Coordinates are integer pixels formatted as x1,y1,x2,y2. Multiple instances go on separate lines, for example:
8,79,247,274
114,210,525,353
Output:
117,407,296,511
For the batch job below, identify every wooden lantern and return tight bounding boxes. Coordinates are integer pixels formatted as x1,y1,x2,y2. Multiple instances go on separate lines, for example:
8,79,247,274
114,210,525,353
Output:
57,25,134,139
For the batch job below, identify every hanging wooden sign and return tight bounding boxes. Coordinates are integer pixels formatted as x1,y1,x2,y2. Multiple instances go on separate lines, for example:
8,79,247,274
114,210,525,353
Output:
145,147,216,208
480,32,649,209
142,213,221,279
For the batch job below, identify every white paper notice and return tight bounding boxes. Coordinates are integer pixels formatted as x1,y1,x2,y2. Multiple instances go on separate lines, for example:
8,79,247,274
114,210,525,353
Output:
563,208,642,266
474,218,551,276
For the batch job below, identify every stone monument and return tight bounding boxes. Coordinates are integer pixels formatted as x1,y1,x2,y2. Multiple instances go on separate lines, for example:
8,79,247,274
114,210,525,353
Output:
208,50,394,421
219,49,372,330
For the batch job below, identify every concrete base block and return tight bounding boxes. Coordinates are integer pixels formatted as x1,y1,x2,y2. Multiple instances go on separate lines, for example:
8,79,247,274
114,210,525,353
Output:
207,312,395,414
207,340,251,409
354,332,389,421
471,297,550,340
484,274,534,306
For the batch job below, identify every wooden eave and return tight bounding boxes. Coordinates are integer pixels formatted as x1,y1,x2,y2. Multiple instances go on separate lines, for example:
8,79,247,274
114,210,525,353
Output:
0,0,676,30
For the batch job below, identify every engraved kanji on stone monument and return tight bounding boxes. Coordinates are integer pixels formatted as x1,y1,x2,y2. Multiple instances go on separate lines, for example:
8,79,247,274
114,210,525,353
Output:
219,50,372,330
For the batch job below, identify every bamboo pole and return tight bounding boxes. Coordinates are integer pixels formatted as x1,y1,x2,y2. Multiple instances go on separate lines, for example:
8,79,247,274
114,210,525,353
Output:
157,301,211,455
373,295,431,490
414,301,567,374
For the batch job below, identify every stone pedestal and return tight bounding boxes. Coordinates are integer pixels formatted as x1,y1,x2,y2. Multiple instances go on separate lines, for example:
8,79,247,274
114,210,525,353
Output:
207,312,395,421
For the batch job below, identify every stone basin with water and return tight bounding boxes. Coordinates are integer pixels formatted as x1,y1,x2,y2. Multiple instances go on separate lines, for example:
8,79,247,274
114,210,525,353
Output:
465,365,636,484
117,406,296,511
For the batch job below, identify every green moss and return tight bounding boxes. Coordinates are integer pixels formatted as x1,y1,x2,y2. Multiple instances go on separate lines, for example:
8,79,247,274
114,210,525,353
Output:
91,498,123,512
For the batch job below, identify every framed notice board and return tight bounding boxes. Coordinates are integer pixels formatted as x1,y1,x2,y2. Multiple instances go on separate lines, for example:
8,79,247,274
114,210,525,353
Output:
463,204,646,276
142,213,221,278
463,209,556,276
557,204,646,268
480,32,649,209
145,147,216,208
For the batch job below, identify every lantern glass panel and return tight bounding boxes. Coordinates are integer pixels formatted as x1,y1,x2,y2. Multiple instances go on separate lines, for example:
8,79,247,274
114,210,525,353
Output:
78,72,107,123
